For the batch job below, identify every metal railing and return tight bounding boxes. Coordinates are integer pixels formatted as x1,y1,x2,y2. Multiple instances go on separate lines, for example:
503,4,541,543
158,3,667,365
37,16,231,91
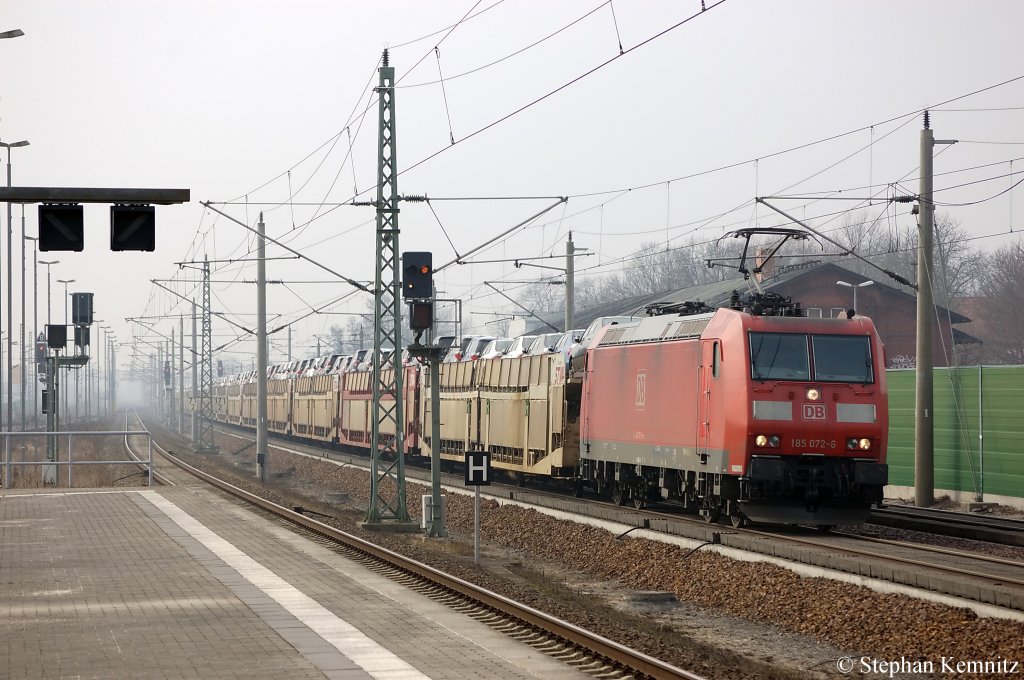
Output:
2,430,153,489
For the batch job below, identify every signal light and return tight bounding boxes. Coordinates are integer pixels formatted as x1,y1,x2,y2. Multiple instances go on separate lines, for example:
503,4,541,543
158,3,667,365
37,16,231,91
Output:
402,251,433,299
39,204,85,252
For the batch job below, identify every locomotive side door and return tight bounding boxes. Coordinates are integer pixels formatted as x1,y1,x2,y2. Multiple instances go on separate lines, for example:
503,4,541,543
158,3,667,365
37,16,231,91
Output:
697,339,718,457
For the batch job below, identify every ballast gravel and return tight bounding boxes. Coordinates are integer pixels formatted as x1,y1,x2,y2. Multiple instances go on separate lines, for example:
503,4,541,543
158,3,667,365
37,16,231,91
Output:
159,427,1024,679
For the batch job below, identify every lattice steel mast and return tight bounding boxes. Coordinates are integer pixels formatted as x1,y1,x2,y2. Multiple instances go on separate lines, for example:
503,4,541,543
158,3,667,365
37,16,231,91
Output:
366,49,410,525
195,255,218,453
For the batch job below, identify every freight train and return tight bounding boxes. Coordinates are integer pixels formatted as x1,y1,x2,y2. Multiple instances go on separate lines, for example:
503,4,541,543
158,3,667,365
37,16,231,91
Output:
213,293,888,528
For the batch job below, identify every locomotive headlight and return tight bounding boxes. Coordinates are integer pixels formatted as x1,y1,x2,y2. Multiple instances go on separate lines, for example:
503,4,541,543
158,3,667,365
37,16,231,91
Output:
806,387,821,401
769,435,780,448
755,434,768,447
755,434,780,448
858,438,872,450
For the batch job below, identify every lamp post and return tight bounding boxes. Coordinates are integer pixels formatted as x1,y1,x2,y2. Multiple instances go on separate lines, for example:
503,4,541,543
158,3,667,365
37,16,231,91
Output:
57,278,74,423
24,231,36,430
99,325,110,419
57,279,75,325
2,139,29,431
39,260,58,431
836,279,874,314
0,30,25,428
39,260,59,329
87,319,103,420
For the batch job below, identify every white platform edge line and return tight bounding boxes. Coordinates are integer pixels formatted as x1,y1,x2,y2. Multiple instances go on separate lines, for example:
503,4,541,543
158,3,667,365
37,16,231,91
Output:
139,490,432,680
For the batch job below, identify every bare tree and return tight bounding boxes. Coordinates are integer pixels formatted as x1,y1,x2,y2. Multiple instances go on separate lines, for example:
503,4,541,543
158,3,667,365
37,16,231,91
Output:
327,316,372,354
518,281,565,315
972,243,1024,364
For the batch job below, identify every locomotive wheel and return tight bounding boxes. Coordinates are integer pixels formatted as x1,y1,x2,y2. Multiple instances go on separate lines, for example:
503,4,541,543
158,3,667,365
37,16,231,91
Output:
611,483,628,506
633,496,645,510
817,525,834,533
730,513,747,528
702,506,721,524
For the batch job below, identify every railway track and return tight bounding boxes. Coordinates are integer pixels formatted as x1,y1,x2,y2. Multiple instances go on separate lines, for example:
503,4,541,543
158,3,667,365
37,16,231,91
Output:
199,421,1024,616
869,504,1024,547
132,412,705,680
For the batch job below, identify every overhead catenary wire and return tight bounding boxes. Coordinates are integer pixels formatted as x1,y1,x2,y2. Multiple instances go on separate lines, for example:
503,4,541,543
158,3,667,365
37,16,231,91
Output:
396,1,615,89
161,32,1024,342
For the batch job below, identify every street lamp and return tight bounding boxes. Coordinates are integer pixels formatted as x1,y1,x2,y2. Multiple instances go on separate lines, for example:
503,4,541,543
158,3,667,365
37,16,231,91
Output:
39,260,59,329
57,278,75,423
99,325,111,419
24,232,37,430
57,279,75,325
836,279,874,314
2,139,29,431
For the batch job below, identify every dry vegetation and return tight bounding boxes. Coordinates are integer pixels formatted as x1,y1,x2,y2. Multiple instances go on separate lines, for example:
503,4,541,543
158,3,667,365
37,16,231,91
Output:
1,420,150,489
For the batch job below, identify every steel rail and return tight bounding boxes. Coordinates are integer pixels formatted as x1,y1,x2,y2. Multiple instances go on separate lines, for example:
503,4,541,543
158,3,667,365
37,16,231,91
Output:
212,420,1024,593
123,410,175,487
138,415,705,680
201,419,1024,610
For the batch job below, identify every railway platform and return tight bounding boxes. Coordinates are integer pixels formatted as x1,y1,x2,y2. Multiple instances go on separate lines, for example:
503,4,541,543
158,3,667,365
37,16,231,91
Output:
0,485,589,680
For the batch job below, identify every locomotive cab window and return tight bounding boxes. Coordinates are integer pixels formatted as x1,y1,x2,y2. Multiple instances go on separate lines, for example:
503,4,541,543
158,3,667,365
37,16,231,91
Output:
749,332,809,381
712,341,721,378
811,334,874,383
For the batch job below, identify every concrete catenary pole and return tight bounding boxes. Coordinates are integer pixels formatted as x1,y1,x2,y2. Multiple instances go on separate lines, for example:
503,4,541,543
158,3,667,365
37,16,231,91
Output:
20,206,26,430
565,232,575,332
915,112,935,508
32,241,38,429
179,314,185,435
191,301,198,442
256,213,268,482
915,111,957,507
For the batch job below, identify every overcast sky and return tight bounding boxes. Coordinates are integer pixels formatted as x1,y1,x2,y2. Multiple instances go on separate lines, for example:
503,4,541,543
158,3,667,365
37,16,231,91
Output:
3,0,1023,374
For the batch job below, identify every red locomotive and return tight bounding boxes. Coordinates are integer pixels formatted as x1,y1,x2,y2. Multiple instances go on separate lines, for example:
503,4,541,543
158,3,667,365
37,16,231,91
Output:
578,295,889,527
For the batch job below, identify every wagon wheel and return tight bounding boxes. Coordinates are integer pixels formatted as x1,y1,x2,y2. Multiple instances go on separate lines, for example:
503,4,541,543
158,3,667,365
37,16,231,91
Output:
570,479,583,497
633,495,646,510
611,482,628,507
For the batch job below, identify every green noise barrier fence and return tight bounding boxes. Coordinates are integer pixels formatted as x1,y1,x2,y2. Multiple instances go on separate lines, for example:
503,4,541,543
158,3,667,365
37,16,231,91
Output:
886,365,1024,501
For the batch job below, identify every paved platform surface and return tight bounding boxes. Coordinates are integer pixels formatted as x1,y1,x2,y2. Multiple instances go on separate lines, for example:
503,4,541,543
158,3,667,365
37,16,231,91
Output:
1,486,589,679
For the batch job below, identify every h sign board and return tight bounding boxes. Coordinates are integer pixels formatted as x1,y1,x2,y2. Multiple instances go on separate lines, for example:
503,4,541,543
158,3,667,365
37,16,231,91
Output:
465,450,491,486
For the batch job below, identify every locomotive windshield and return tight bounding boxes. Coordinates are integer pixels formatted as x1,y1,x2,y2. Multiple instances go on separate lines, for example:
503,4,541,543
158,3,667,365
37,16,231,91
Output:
811,334,874,383
749,333,810,381
749,332,874,383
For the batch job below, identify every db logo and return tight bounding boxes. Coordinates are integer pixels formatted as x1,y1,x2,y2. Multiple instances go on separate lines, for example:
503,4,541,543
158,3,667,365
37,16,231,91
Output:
635,370,646,409
802,403,826,420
